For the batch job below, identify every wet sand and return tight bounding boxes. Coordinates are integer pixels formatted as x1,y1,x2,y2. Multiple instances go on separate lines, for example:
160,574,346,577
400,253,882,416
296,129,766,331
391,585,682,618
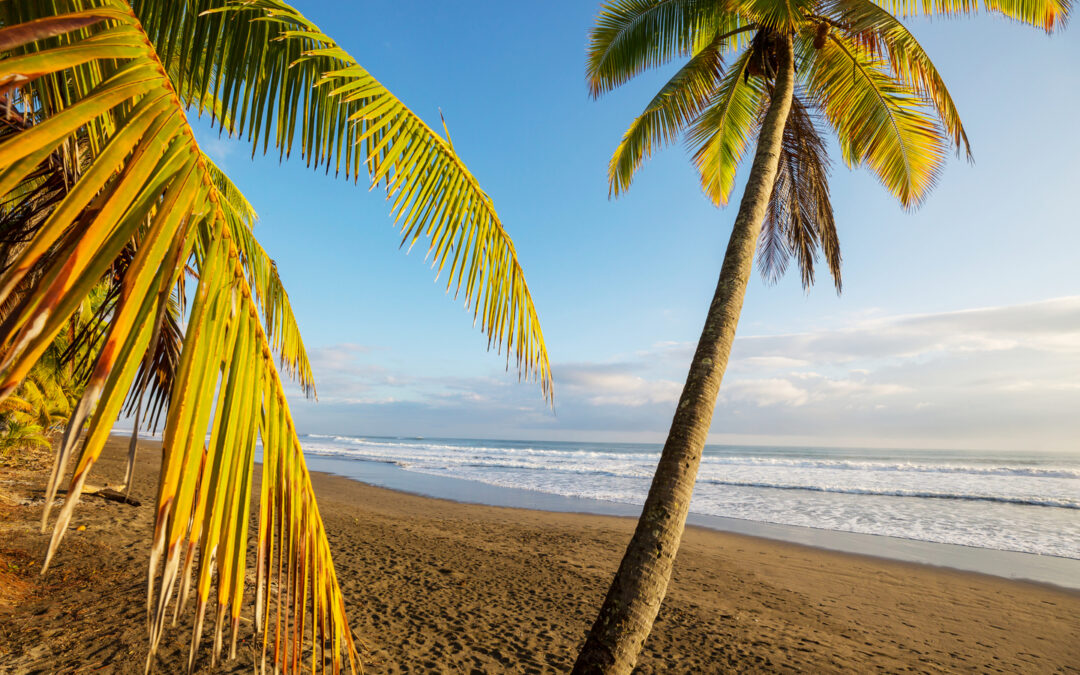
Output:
2,436,1078,673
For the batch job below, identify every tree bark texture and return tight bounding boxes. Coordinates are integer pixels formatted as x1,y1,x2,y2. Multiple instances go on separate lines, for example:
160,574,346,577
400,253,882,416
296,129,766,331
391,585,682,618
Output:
572,34,797,675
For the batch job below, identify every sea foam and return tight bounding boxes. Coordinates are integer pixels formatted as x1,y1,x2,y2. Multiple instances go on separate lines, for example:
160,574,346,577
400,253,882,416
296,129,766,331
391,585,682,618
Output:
300,435,1080,559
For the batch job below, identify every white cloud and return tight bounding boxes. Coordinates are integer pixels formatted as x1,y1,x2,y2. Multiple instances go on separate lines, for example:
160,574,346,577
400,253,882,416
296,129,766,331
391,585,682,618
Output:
721,378,809,407
733,356,811,370
556,365,681,407
734,296,1080,364
288,297,1080,451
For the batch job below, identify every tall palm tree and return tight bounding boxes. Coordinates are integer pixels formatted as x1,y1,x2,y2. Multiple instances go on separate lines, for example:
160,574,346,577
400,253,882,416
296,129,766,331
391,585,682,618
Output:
0,1,551,672
574,0,1068,672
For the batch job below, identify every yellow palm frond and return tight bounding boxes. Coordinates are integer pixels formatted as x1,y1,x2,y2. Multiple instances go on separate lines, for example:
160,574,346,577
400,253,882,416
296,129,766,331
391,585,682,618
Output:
608,25,755,196
199,151,315,397
140,0,550,393
686,49,768,206
868,0,1068,31
0,393,33,416
0,4,353,671
223,198,316,397
817,0,971,158
799,28,948,209
204,153,257,226
587,0,749,97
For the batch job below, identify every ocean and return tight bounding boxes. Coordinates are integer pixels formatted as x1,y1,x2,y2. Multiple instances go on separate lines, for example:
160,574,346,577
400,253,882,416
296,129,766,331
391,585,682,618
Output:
300,435,1080,561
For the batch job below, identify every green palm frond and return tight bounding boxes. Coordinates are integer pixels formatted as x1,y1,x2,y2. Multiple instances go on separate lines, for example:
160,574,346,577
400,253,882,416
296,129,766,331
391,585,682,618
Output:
608,25,755,196
161,40,237,136
587,0,748,97
759,94,842,291
817,0,971,158
134,0,550,390
739,0,818,30
800,28,948,209
868,0,1069,31
686,48,767,206
0,417,51,456
0,4,355,671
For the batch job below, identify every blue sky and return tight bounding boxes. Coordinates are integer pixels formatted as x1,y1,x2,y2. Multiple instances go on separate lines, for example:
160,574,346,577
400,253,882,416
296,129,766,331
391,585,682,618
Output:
197,2,1079,452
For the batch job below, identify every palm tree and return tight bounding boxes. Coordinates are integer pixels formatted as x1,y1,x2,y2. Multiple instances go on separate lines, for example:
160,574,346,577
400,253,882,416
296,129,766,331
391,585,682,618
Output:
0,394,52,457
0,1,551,672
574,0,1068,672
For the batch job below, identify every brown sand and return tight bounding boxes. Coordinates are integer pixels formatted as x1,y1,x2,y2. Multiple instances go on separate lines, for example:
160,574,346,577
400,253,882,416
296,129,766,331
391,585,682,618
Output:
2,436,1078,674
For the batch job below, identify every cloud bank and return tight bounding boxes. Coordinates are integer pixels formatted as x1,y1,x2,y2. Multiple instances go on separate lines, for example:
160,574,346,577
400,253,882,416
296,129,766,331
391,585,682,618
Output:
288,297,1080,452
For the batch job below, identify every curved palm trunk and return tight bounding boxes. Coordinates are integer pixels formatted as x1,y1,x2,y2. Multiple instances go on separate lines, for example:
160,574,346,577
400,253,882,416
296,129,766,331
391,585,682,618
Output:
572,35,796,675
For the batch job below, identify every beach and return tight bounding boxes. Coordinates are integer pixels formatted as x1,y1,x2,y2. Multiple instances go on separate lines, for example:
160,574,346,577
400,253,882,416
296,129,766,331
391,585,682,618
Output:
2,436,1079,674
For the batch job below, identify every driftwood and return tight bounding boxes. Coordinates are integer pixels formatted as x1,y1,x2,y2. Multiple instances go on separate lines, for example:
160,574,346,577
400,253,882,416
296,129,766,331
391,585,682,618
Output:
87,486,141,507
55,484,141,507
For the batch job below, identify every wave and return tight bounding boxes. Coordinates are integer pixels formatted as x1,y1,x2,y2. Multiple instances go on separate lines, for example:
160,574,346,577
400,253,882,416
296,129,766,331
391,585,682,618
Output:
301,448,1079,511
297,436,1080,558
699,457,1080,479
300,436,1080,480
302,445,1080,482
696,478,1080,509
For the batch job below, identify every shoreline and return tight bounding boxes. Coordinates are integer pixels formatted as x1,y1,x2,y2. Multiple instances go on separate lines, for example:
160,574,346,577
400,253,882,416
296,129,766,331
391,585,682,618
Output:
3,436,1078,673
301,452,1080,591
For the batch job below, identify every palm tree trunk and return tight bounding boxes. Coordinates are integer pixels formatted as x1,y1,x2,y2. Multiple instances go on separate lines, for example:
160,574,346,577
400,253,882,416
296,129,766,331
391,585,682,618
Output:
572,34,797,675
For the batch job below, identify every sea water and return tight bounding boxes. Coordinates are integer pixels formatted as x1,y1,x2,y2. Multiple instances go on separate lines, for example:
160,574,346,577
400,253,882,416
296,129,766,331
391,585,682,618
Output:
299,435,1080,560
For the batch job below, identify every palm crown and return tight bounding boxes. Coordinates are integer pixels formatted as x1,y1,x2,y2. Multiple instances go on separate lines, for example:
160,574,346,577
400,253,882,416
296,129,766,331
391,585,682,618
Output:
589,0,1067,290
0,0,552,672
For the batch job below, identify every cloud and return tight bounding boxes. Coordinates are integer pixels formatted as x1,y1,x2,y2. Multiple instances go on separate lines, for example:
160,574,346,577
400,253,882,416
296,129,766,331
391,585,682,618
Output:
735,296,1080,366
732,356,811,371
555,364,681,406
287,297,1080,451
721,378,809,407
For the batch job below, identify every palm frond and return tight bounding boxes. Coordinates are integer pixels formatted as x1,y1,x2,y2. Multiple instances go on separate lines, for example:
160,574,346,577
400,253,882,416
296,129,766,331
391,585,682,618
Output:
199,150,316,397
587,0,748,97
739,0,818,30
868,0,1069,32
686,48,768,206
135,0,551,393
122,288,182,433
203,152,256,225
759,93,841,291
0,98,85,274
608,25,755,196
224,197,315,397
817,0,971,158
799,28,948,209
0,5,354,671
0,392,33,415
0,417,50,456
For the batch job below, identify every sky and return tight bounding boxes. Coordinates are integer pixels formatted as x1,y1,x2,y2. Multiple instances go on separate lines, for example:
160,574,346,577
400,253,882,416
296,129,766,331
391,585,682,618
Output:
195,2,1080,453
